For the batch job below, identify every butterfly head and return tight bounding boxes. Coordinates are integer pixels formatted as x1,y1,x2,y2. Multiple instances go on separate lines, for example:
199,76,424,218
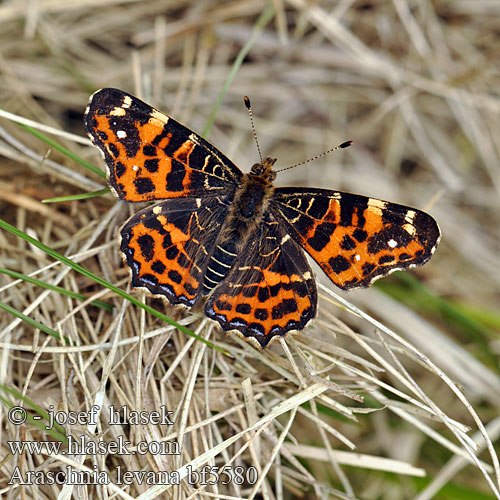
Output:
250,156,277,181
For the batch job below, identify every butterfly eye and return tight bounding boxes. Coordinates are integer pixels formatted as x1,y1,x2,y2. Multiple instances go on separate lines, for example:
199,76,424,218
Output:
250,163,262,175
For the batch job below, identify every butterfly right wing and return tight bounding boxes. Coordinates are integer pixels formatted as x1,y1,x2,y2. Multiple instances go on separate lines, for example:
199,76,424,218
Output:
204,216,317,348
272,187,440,290
85,88,243,202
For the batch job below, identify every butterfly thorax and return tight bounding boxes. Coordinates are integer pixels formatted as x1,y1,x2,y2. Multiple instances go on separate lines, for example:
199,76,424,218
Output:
220,161,275,240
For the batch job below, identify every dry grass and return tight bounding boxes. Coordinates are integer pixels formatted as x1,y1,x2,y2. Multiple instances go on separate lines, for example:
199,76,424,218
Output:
1,1,500,499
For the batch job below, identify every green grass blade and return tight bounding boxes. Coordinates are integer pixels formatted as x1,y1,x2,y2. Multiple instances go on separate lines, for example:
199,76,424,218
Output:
0,218,226,354
0,267,113,311
16,122,106,179
43,188,110,203
377,273,498,369
0,385,67,442
202,4,275,137
0,300,66,342
412,475,497,500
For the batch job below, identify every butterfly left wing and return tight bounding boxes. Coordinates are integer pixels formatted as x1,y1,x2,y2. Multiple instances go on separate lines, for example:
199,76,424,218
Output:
85,88,243,202
272,188,440,290
119,196,231,306
205,217,317,349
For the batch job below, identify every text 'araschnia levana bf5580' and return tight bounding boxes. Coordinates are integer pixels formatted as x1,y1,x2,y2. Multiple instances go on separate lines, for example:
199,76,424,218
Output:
85,88,440,349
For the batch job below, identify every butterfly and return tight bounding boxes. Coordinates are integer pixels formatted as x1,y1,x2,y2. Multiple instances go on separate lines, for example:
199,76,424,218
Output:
85,88,440,349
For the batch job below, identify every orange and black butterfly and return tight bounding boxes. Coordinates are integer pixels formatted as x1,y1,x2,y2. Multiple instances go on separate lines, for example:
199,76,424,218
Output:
85,88,440,348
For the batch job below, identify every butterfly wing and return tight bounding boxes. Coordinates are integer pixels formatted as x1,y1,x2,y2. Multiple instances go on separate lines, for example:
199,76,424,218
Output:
85,88,243,202
272,188,440,290
204,216,317,348
120,196,232,306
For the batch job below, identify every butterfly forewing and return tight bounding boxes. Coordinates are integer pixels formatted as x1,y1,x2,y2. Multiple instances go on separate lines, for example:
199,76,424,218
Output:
85,88,243,202
272,188,440,289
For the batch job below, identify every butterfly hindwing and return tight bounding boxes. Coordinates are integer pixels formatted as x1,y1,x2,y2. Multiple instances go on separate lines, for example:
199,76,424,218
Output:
120,196,232,306
85,88,243,202
205,217,317,348
272,187,440,290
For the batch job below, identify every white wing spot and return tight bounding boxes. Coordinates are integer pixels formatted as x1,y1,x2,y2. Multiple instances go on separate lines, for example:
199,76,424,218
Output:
388,239,397,248
151,109,169,124
122,96,132,108
405,210,416,224
117,130,127,139
368,198,387,209
110,107,126,117
132,165,139,171
189,132,201,146
367,198,387,217
281,234,290,244
403,223,416,235
355,254,361,261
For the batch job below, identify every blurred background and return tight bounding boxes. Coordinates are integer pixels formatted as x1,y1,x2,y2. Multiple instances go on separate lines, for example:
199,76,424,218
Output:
0,1,499,499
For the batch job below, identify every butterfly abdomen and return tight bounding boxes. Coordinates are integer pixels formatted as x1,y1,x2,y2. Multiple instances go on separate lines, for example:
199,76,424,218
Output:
202,241,237,294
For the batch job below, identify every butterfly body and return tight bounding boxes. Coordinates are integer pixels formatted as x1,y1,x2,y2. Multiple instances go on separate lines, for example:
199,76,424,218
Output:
201,158,276,292
85,88,440,348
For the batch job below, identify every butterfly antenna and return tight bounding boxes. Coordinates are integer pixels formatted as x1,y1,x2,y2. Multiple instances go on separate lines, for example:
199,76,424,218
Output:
244,96,264,164
275,140,353,173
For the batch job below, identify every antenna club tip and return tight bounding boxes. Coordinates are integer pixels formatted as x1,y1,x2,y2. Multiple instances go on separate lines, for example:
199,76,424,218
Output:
339,140,353,149
244,96,251,109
